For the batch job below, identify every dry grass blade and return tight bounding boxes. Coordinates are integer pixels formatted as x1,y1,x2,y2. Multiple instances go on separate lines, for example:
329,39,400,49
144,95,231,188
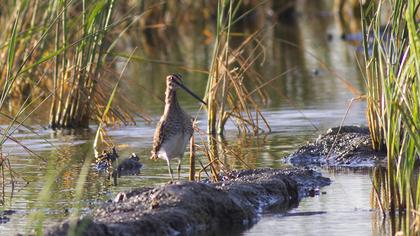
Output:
93,49,136,156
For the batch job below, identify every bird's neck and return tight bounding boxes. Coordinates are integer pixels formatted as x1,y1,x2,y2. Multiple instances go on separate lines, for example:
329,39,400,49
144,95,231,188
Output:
164,88,181,113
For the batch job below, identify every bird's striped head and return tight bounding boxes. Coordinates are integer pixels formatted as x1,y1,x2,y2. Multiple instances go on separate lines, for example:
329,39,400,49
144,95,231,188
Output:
166,73,183,90
165,73,207,106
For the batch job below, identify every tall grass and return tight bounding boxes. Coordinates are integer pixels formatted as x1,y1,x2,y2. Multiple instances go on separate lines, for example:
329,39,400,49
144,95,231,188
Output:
0,1,57,205
0,0,131,232
363,0,420,234
49,0,117,129
206,0,270,136
0,0,133,129
203,0,272,181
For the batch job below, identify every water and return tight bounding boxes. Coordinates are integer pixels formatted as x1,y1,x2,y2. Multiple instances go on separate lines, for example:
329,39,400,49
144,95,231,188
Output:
0,108,370,235
244,170,391,236
0,1,389,235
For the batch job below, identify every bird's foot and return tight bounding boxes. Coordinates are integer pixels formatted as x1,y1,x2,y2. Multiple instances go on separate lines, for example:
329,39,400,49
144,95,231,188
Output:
150,154,158,160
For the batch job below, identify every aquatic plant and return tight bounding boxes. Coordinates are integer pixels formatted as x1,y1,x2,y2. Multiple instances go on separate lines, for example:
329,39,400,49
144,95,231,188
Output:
48,0,120,129
0,1,57,206
206,0,270,136
202,0,275,181
0,0,135,129
0,0,135,233
362,0,420,234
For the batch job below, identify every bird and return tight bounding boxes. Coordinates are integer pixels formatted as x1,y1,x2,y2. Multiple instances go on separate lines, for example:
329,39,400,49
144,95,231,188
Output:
151,74,206,180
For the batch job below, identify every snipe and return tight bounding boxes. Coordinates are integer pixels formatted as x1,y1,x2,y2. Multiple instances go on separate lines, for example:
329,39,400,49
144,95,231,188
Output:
151,74,206,180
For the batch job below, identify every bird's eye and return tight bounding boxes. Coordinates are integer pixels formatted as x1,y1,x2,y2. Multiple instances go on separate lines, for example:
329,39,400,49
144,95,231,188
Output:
171,74,182,84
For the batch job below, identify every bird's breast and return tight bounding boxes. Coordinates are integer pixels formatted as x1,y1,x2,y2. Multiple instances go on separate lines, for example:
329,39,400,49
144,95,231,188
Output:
157,132,191,160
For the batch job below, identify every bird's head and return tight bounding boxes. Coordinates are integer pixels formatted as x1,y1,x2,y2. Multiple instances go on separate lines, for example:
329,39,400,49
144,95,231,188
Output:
165,73,207,105
166,73,183,90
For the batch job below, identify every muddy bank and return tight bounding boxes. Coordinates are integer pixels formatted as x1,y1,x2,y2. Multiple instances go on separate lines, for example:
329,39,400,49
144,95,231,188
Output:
45,168,329,236
287,126,386,167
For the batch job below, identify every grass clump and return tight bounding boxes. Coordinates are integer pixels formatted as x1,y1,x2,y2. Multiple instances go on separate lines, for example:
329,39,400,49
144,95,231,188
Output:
363,0,419,234
202,0,274,181
49,0,117,129
0,0,132,129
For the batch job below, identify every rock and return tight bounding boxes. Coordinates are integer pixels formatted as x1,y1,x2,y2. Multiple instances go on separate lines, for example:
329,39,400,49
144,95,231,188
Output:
286,126,386,167
45,168,330,236
113,153,143,177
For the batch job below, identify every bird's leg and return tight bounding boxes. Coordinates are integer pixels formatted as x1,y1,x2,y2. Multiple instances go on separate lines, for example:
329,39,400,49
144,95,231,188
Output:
166,159,174,181
177,159,182,180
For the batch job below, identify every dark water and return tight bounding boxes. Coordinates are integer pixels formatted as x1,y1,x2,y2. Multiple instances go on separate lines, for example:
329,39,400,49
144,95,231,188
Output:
0,1,388,235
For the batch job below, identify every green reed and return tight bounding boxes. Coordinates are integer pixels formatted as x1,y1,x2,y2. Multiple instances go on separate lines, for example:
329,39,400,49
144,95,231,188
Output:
0,1,55,204
0,0,131,129
49,0,116,129
362,0,420,234
0,0,126,232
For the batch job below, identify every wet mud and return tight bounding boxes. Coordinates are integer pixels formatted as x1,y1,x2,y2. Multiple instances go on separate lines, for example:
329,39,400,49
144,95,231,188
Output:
46,168,330,236
287,126,386,167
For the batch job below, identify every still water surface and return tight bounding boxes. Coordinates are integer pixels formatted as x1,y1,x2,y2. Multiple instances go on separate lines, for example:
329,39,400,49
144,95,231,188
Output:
0,108,372,235
244,170,390,236
0,1,389,235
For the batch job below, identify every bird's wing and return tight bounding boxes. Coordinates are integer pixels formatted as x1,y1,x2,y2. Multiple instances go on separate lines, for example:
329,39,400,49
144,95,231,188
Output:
151,119,167,160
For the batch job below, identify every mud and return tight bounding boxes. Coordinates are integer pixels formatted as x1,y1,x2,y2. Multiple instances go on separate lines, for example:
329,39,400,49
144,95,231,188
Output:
45,168,329,236
287,126,386,167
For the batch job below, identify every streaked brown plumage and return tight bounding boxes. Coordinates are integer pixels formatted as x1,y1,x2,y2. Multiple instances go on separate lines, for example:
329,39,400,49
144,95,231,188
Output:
151,74,206,180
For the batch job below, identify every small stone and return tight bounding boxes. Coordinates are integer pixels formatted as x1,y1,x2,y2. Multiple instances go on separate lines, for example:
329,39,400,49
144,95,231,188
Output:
151,199,159,209
113,192,127,203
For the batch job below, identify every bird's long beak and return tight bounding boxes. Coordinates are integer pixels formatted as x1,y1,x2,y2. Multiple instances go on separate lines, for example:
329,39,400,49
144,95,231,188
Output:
176,81,207,106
